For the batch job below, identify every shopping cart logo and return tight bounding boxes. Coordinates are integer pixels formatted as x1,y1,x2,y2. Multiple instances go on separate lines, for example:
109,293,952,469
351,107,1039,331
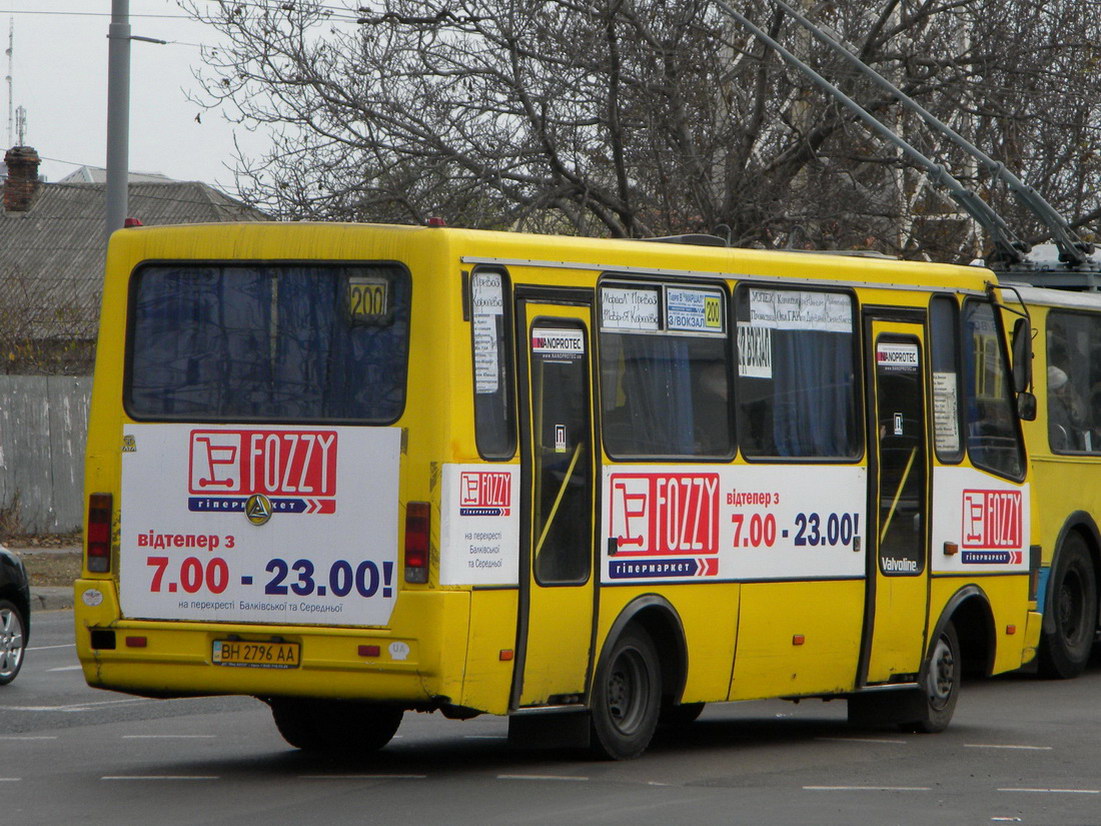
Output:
961,489,1022,550
187,429,338,517
608,472,720,557
191,433,243,490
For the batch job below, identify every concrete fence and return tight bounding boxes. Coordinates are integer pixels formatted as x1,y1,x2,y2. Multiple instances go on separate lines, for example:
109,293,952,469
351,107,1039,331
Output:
0,375,91,534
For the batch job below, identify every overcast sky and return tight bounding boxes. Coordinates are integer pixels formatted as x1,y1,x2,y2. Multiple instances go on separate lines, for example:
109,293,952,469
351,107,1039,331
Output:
3,1,275,194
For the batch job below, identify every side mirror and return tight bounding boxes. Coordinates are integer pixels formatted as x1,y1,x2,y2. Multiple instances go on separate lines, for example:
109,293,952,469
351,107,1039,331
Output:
1011,317,1032,394
1017,391,1037,422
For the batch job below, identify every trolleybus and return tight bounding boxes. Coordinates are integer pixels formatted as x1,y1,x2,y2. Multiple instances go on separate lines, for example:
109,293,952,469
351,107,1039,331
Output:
1004,283,1101,678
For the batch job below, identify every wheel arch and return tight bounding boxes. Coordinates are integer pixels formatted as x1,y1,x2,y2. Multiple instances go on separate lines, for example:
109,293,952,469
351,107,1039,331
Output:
1042,512,1101,635
936,584,995,678
595,595,688,708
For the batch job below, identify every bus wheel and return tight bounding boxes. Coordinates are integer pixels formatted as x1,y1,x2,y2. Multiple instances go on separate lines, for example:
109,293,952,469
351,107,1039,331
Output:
1040,533,1097,679
589,626,661,760
270,698,403,753
901,621,960,733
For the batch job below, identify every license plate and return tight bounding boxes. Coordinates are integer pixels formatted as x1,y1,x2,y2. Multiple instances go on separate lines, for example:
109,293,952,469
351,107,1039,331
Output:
212,639,300,669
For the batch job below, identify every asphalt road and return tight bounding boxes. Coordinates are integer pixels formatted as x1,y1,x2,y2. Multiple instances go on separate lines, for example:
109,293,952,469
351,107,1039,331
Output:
4,609,1101,825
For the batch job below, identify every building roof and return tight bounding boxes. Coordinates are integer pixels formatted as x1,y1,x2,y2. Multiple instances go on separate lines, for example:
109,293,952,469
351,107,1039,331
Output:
0,180,267,340
56,166,178,184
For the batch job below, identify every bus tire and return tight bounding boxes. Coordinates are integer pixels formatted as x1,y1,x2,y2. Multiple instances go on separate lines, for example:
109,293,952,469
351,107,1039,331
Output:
901,620,961,734
1040,533,1097,679
589,626,661,760
270,697,402,753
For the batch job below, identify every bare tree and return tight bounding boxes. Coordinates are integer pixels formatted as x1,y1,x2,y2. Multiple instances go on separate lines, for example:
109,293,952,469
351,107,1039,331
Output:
0,264,96,375
185,0,1101,261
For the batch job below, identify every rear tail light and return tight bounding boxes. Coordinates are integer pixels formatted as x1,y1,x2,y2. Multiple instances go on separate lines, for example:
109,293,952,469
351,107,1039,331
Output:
404,501,430,583
87,492,113,573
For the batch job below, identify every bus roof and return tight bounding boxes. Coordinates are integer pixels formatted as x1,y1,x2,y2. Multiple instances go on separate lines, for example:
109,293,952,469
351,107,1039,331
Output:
109,221,996,295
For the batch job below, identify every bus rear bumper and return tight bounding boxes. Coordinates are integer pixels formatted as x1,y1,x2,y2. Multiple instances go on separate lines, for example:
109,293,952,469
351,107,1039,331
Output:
73,579,470,706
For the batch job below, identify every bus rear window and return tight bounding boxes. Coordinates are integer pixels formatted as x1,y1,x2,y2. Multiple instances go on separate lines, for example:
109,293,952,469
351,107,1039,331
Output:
127,264,411,422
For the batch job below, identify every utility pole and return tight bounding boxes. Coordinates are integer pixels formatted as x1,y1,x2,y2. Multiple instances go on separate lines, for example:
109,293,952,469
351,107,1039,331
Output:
105,0,131,239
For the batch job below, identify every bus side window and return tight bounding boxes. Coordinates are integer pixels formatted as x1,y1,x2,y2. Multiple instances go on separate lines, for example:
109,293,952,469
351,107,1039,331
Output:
1047,310,1101,454
961,299,1024,478
734,286,859,460
598,283,732,459
929,296,964,463
471,269,516,459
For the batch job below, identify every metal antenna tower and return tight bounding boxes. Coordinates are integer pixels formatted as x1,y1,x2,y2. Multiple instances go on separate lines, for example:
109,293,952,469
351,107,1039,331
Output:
5,18,12,148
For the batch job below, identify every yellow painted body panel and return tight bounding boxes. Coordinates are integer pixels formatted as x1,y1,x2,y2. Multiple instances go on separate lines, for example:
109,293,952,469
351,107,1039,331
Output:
928,576,1036,674
730,581,863,699
594,584,740,704
460,589,519,714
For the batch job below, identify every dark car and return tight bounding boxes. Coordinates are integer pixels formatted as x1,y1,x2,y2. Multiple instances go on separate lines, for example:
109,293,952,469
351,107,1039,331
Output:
0,544,29,685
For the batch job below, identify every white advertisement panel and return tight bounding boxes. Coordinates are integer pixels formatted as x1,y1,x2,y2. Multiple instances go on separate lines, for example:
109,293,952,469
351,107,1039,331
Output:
930,466,1030,574
602,464,867,583
439,464,521,585
120,424,401,626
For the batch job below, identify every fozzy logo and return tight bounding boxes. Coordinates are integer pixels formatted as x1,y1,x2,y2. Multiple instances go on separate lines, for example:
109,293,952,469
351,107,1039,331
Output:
609,473,720,556
187,430,338,519
961,489,1022,562
460,471,512,516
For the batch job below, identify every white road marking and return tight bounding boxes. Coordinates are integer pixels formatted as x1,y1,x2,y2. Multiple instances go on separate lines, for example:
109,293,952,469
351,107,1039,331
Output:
462,735,507,740
102,776,220,781
0,778,21,782
965,744,1052,751
47,665,84,672
0,736,57,740
298,774,427,780
122,734,217,739
498,775,589,782
26,643,76,652
997,788,1099,794
804,785,932,792
816,737,907,745
2,697,150,712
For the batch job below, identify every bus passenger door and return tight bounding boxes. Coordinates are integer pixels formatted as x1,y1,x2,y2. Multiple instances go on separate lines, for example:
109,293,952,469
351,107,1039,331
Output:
512,300,596,708
862,319,930,684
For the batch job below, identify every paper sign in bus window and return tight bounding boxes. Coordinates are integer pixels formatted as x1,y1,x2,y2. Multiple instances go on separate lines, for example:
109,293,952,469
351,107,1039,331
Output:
346,276,390,324
932,371,961,453
748,289,852,332
472,271,504,394
737,323,773,378
602,286,660,331
666,287,725,333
